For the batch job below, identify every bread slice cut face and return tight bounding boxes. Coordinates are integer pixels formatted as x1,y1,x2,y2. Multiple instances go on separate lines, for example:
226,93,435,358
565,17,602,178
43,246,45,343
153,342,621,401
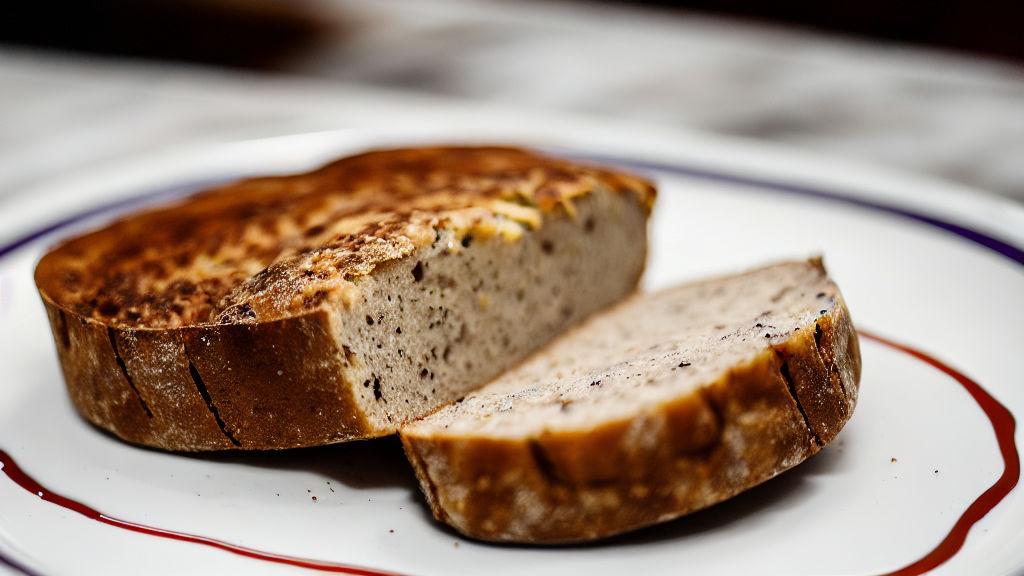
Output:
401,259,860,543
34,147,655,450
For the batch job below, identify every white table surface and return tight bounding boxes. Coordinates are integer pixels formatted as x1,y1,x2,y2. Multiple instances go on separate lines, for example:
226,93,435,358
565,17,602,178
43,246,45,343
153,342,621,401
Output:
2,0,1023,205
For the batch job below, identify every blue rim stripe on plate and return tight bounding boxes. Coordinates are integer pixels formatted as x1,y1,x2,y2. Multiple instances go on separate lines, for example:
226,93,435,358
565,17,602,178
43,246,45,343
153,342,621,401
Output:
557,151,1024,267
0,178,235,261
0,550,42,576
2,154,1021,266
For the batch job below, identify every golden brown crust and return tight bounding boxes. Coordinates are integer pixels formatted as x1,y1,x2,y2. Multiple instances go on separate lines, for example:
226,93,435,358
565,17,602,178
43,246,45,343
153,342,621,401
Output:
399,297,861,543
35,147,654,329
33,146,654,451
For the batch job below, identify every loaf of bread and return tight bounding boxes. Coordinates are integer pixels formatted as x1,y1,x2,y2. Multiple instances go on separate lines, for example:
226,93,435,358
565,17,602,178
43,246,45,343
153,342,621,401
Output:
34,147,655,451
401,259,860,543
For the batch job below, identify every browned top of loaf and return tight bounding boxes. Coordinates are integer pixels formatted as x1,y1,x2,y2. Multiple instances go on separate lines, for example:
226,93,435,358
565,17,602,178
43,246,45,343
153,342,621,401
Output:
35,146,655,329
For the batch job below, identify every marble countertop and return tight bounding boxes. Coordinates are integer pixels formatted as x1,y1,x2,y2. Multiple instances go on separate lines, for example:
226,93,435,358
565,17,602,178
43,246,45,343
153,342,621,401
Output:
2,0,1022,203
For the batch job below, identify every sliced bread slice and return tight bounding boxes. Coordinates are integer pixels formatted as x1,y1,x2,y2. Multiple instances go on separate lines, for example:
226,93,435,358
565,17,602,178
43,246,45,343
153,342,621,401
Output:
400,259,860,543
34,147,654,451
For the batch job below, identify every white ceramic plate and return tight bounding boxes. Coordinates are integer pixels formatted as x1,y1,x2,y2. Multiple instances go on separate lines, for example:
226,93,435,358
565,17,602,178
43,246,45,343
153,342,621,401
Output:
0,121,1022,576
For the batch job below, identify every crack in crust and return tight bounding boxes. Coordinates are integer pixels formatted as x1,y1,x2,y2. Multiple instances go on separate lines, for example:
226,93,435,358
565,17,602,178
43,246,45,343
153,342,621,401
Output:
814,321,850,415
186,356,241,447
107,327,153,418
777,354,823,447
57,309,71,349
529,439,565,486
695,385,726,452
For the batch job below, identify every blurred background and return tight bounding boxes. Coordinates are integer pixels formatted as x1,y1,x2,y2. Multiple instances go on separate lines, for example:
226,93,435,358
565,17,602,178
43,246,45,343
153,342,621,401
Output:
2,0,1023,201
